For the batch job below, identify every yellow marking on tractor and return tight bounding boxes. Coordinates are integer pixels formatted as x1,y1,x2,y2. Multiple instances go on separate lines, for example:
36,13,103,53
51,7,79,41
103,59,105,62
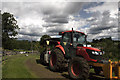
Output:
88,60,120,79
46,41,49,45
63,42,67,45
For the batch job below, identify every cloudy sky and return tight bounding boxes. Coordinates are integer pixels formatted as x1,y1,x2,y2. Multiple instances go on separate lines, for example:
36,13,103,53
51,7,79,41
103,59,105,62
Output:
1,1,119,41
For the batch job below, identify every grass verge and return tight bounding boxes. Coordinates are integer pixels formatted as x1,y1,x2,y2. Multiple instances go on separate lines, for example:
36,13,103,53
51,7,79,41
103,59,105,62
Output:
2,54,39,78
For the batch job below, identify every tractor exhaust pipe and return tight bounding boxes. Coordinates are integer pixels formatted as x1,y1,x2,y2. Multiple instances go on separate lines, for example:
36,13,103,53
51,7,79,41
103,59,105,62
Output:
72,28,73,43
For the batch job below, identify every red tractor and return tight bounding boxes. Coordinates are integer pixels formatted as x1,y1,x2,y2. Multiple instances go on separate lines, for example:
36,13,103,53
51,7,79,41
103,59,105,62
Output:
40,28,108,79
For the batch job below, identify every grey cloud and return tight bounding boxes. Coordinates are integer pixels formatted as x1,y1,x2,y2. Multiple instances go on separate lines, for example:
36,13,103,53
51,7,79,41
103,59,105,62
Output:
88,29,102,34
42,23,62,27
47,18,68,23
42,2,86,26
50,14,67,19
48,26,67,33
46,32,58,36
97,35,111,39
18,31,58,41
43,15,68,24
118,28,120,32
64,2,85,15
19,32,42,37
42,6,55,15
17,35,40,41
88,10,117,35
48,29,64,33
88,26,112,34
92,11,102,18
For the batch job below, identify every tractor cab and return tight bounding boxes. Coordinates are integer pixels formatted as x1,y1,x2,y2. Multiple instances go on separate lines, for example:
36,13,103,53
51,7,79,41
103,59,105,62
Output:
72,31,87,47
59,29,87,58
59,30,87,47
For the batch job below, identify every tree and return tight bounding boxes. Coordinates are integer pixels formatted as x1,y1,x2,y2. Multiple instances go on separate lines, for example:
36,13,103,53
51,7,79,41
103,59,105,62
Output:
0,11,2,47
40,35,51,45
39,35,51,53
2,12,19,49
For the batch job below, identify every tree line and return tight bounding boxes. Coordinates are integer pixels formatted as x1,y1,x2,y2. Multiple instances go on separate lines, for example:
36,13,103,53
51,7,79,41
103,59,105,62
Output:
91,37,120,60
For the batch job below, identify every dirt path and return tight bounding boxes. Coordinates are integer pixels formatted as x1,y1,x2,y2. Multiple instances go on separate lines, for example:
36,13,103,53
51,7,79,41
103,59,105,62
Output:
25,58,69,79
25,58,106,80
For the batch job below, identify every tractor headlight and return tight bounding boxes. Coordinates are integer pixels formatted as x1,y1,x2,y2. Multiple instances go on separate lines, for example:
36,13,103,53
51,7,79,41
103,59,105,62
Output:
86,49,104,55
92,51,95,54
100,52,103,55
103,51,105,54
92,51,99,55
95,51,99,55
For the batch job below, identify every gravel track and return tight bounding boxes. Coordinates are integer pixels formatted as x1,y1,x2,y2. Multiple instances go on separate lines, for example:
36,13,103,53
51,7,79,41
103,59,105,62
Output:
25,58,69,79
25,58,106,80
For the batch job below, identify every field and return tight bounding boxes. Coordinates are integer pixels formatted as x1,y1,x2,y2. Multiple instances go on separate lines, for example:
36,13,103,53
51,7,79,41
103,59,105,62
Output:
2,54,37,78
2,53,107,80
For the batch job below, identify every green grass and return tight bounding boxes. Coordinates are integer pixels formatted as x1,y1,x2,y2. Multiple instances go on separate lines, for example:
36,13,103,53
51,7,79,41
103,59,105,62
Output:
2,54,39,78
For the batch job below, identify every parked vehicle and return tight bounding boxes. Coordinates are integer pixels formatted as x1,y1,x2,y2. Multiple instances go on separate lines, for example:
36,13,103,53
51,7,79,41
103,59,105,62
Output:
40,28,120,79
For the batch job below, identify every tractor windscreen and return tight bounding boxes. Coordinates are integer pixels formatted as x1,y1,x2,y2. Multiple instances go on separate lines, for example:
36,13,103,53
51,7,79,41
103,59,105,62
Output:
73,32,86,46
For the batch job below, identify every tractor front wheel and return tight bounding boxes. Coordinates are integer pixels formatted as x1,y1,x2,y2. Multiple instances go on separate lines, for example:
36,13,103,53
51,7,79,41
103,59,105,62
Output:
49,48,66,71
68,57,90,79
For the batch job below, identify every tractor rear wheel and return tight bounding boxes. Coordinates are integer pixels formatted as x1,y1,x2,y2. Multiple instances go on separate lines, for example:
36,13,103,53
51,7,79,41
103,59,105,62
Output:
49,48,66,71
68,57,90,79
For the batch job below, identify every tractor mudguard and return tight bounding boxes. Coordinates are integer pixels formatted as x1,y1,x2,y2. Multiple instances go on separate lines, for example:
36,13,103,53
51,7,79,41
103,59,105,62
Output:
55,45,65,55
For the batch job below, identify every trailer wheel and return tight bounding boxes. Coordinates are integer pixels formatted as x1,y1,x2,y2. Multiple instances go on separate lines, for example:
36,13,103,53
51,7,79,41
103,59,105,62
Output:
68,57,90,79
40,51,45,64
49,48,65,71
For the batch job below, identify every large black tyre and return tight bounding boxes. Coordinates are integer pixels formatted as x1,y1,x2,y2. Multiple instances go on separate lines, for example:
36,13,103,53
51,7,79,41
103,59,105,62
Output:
94,67,102,75
40,50,46,65
49,48,66,71
68,57,90,79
